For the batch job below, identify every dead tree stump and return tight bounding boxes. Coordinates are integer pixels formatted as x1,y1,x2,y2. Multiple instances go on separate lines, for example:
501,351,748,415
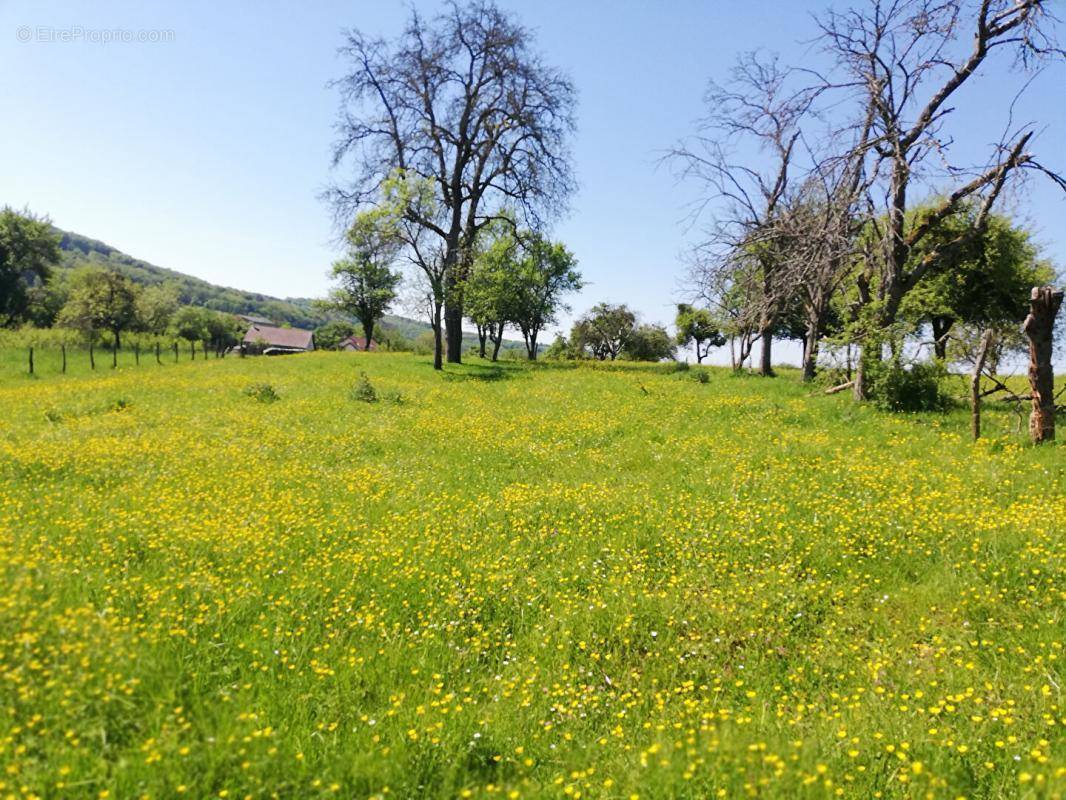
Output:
1022,286,1063,444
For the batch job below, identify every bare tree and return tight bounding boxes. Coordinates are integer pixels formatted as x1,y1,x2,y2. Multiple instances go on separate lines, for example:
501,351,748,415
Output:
670,53,817,376
328,1,576,368
818,0,1065,399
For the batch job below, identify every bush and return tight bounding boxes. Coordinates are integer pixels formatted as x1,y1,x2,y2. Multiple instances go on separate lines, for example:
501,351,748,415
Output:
351,372,377,403
694,370,710,384
869,360,949,413
243,382,279,403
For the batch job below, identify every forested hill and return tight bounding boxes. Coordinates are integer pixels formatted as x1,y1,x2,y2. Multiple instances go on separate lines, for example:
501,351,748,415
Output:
53,228,423,334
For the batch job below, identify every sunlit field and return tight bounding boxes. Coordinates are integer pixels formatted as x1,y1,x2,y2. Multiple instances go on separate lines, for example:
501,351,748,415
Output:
0,352,1062,799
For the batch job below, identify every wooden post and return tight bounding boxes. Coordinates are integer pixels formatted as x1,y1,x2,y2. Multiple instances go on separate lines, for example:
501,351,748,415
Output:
191,341,195,360
1023,286,1064,444
89,343,95,370
61,344,66,374
135,343,140,365
173,342,179,362
156,342,161,364
28,347,34,375
112,344,118,369
970,329,994,441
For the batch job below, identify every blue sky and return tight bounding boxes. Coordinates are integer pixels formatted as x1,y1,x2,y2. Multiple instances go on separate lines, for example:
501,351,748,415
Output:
2,0,1064,357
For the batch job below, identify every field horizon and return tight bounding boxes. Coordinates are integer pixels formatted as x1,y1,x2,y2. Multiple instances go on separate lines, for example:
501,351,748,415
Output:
1,352,1062,798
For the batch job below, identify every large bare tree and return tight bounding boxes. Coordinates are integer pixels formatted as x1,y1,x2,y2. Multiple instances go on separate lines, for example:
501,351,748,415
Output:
671,53,817,376
328,1,576,367
819,0,1065,398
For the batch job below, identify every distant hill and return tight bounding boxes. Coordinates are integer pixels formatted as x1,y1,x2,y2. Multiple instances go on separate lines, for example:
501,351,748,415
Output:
52,228,521,351
55,229,333,329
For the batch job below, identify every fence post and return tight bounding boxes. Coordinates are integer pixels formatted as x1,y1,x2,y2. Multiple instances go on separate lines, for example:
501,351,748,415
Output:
135,343,140,365
61,344,66,374
173,342,179,362
112,344,118,369
190,341,195,360
28,346,34,375
156,342,161,364
90,343,95,370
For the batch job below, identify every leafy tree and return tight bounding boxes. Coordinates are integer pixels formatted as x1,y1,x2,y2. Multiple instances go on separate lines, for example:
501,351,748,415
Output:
204,311,245,352
26,271,71,328
569,303,636,361
674,304,726,364
56,268,140,349
137,282,181,334
624,324,675,362
466,227,521,361
169,305,211,342
314,320,359,350
542,333,579,360
899,206,1054,359
510,235,581,360
325,213,402,350
0,207,61,326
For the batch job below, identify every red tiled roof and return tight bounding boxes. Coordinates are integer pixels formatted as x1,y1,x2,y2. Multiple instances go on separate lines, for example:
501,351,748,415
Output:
243,324,314,350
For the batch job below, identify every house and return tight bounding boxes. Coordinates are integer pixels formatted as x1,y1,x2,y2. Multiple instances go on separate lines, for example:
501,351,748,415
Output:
242,324,315,354
338,335,378,352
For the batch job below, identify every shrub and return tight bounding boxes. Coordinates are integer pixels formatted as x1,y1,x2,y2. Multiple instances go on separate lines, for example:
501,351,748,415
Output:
243,382,279,403
351,372,377,403
869,360,949,413
694,370,710,384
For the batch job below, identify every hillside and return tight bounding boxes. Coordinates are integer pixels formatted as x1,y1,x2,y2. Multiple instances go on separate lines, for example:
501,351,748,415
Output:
53,228,445,340
0,353,1062,798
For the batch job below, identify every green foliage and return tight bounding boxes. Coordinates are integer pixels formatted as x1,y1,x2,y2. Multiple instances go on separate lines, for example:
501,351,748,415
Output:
324,212,403,346
674,303,726,363
351,371,377,403
900,204,1053,330
466,228,581,359
314,320,359,350
137,282,181,334
868,359,950,413
55,267,140,346
0,207,61,327
623,323,675,361
569,303,637,360
242,382,279,403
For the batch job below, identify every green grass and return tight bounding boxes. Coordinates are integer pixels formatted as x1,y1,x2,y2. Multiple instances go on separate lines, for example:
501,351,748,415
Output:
0,352,1062,799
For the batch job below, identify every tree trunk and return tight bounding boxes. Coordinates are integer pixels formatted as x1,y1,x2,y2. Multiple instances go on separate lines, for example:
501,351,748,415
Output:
801,309,822,383
491,323,504,362
852,345,867,401
970,329,994,441
1023,286,1063,444
526,329,538,361
363,320,375,351
444,304,463,363
432,301,444,370
477,325,487,359
759,329,774,376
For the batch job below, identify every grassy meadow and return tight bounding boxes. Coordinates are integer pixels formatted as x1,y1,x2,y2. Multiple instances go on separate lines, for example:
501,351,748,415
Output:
0,352,1063,799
